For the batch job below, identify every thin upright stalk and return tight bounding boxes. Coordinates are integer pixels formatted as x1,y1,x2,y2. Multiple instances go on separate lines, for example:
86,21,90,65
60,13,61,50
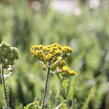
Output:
42,66,50,109
0,64,9,107
56,74,66,99
66,77,71,96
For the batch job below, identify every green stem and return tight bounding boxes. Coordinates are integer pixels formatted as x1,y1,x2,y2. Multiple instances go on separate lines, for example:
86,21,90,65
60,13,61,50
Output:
42,66,50,109
56,74,66,99
66,77,71,96
0,64,9,107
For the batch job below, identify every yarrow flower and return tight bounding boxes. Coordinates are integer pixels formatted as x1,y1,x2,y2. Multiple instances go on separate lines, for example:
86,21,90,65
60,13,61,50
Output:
30,43,77,76
30,43,77,109
0,41,19,69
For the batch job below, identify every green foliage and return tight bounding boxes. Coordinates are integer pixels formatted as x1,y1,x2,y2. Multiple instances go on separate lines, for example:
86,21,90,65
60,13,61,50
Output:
24,100,41,109
0,0,109,109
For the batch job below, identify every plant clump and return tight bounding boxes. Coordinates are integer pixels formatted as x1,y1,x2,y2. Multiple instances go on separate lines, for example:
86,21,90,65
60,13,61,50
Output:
30,43,77,109
0,41,19,108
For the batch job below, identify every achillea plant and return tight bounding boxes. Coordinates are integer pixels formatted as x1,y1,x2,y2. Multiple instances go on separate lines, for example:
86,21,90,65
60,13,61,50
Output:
0,41,19,108
30,43,77,109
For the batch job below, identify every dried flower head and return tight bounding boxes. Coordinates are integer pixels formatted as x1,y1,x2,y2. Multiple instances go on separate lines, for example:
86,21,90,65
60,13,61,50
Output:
0,41,19,69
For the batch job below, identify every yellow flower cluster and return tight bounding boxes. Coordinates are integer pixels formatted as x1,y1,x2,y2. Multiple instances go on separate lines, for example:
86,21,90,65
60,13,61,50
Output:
59,66,77,76
30,43,72,62
30,43,77,76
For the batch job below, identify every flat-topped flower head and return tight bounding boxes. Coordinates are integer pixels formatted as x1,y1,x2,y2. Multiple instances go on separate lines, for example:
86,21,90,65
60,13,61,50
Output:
30,43,75,75
30,43,72,60
0,41,19,69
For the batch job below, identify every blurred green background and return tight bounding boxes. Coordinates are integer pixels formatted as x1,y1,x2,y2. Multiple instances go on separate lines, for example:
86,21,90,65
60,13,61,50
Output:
0,0,109,109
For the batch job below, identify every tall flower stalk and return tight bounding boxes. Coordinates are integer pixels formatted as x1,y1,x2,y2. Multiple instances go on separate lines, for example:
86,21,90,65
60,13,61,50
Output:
0,63,9,107
42,65,50,109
